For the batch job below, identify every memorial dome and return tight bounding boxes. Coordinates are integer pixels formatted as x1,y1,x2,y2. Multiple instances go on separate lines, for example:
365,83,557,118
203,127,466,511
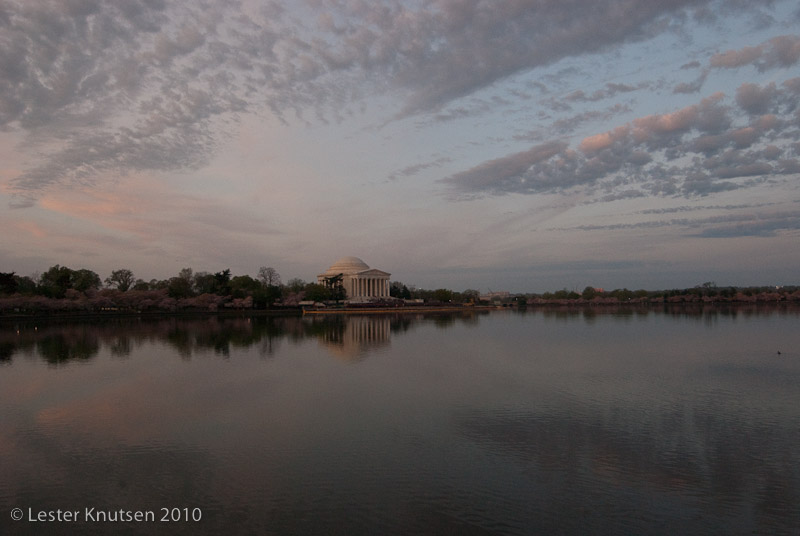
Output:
322,256,370,276
317,257,391,300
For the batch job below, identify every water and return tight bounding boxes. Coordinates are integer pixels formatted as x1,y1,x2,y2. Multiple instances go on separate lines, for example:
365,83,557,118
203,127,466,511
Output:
1,307,799,535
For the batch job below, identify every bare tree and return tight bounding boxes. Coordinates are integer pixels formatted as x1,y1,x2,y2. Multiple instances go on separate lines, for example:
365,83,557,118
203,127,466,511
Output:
258,266,281,287
105,269,135,292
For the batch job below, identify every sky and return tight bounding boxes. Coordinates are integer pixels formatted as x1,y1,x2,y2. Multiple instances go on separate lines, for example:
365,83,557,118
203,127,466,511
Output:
1,0,799,293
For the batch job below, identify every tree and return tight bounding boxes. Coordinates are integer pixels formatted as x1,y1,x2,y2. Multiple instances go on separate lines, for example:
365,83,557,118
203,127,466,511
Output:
610,288,634,301
14,274,37,294
190,269,232,295
105,269,135,291
321,273,346,302
168,268,196,298
230,275,262,298
39,265,74,298
0,272,18,295
72,269,102,292
390,281,411,299
178,267,194,283
581,286,597,300
303,283,331,302
193,272,216,294
70,269,99,292
552,288,570,300
432,288,453,302
132,279,150,291
149,278,169,290
258,266,281,287
286,278,306,293
213,269,231,295
461,289,480,303
254,284,283,308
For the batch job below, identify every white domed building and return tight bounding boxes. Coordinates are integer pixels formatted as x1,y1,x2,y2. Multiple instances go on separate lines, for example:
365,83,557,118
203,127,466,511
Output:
317,257,391,301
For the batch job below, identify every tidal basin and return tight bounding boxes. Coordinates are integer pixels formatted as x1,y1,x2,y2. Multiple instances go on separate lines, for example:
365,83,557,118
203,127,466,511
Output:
1,307,799,535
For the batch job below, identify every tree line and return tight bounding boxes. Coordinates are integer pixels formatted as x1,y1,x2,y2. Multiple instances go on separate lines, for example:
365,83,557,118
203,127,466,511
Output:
520,284,800,305
0,264,479,315
1,265,799,315
0,265,292,314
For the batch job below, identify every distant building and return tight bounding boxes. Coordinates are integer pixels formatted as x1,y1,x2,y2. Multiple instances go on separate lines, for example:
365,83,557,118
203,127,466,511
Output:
481,291,511,301
317,256,391,301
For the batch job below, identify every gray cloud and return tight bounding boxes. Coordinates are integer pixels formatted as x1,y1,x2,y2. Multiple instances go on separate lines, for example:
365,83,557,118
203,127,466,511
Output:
4,0,250,200
1,0,793,203
552,210,800,238
366,0,708,116
672,34,800,96
445,77,800,199
440,141,570,196
710,34,800,72
518,103,632,139
673,71,708,94
693,212,800,237
637,202,775,214
565,82,648,103
387,156,452,181
736,82,780,115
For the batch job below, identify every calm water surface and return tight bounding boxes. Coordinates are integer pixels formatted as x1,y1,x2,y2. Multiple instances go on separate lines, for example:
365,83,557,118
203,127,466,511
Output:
1,307,799,535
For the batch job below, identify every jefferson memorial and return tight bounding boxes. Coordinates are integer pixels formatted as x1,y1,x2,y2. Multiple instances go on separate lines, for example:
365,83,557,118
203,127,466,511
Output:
317,257,391,300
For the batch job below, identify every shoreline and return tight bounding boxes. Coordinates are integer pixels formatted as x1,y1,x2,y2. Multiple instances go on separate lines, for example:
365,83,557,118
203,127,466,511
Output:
302,305,496,315
0,308,303,322
2,299,798,322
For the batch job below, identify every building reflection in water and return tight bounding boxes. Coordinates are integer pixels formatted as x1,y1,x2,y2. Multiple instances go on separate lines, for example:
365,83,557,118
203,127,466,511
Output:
316,315,392,361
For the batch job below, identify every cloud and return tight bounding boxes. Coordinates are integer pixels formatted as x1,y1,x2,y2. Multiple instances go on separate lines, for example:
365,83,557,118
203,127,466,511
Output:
693,212,800,237
3,0,248,201
566,83,648,103
710,44,764,69
373,0,707,116
387,156,452,181
440,141,569,195
542,104,632,137
710,34,800,72
552,210,800,238
736,82,780,115
2,0,794,205
443,79,800,199
673,71,708,94
637,202,775,215
673,34,800,95
0,0,173,129
579,126,631,152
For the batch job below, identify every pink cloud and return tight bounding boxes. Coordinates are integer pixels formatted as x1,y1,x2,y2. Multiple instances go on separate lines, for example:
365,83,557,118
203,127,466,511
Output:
14,220,48,239
579,126,630,152
730,127,758,148
768,35,800,68
754,114,779,130
632,93,726,141
710,35,800,71
710,45,763,68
